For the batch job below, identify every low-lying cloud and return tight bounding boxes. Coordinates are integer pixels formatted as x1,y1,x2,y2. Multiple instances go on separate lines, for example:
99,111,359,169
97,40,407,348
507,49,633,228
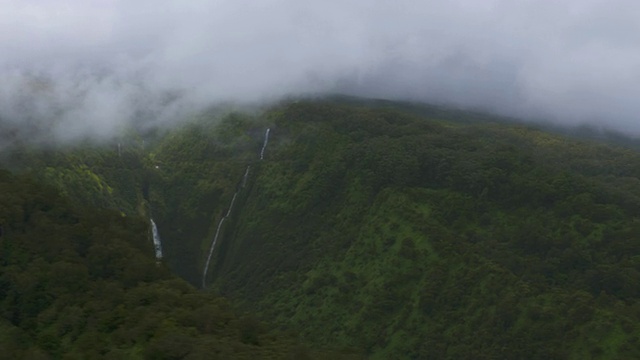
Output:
2,0,640,142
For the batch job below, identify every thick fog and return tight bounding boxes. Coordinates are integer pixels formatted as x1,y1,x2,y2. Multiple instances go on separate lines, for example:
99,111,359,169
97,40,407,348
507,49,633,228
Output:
2,0,640,142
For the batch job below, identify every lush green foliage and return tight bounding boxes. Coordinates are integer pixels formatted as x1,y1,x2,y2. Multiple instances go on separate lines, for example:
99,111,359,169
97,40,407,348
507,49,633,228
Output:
6,98,640,358
212,101,640,359
2,113,268,284
0,170,356,359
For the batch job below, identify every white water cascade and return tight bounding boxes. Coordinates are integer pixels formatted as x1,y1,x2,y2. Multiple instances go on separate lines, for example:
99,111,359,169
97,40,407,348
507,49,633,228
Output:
226,192,238,217
150,218,163,260
202,191,238,288
260,128,270,160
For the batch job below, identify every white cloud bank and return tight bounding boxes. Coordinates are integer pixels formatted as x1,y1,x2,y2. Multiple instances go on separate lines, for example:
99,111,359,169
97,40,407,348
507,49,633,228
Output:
2,0,640,141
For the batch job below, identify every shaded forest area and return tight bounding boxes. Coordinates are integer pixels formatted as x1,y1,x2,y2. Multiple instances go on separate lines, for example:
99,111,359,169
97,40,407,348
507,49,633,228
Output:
0,170,358,359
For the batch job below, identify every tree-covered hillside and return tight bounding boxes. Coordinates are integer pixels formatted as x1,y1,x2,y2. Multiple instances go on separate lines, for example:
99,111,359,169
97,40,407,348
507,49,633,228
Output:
211,101,640,359
1,112,270,285
0,169,359,359
4,98,640,358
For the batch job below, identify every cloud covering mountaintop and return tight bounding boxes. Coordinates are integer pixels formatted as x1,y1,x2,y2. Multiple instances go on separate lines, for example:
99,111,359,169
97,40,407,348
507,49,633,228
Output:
2,0,640,141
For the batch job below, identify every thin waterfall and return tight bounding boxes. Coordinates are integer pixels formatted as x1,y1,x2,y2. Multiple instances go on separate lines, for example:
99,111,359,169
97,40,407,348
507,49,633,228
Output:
242,166,250,188
260,128,270,160
202,127,271,288
202,191,238,288
202,216,226,288
150,218,163,260
226,192,238,217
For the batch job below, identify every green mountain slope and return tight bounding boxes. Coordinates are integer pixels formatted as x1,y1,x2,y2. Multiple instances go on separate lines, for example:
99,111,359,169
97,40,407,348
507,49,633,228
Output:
5,98,640,358
1,112,269,285
210,101,640,359
0,169,359,359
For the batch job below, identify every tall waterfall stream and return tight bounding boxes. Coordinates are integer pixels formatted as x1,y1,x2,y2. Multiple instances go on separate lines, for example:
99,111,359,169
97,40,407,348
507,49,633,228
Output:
201,128,270,288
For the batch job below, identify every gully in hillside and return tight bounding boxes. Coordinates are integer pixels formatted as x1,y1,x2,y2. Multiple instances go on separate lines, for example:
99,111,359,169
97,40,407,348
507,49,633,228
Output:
201,128,271,288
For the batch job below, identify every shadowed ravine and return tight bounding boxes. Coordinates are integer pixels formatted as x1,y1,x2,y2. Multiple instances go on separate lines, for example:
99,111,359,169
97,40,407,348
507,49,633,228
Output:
201,128,270,288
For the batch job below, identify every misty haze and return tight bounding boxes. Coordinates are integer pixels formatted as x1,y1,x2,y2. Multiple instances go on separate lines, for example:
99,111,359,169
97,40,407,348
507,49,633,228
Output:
3,0,640,142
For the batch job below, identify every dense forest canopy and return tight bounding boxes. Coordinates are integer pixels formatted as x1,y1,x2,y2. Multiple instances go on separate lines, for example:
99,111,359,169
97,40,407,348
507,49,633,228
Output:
2,98,640,358
0,127,357,358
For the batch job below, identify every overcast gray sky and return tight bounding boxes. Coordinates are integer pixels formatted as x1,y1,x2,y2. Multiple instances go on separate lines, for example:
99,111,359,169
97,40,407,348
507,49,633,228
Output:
2,0,640,141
